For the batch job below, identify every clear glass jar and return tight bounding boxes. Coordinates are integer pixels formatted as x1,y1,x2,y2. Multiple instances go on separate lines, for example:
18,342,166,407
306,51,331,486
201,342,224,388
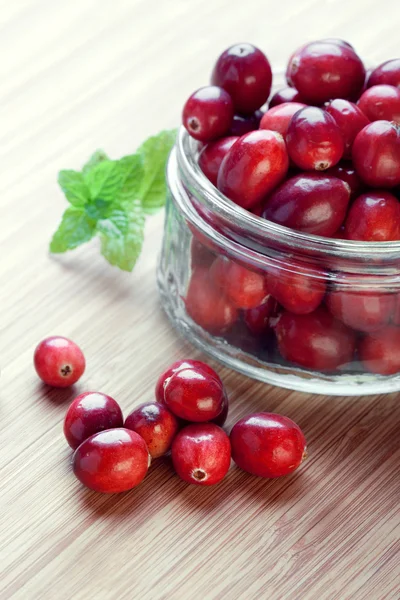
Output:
157,125,400,396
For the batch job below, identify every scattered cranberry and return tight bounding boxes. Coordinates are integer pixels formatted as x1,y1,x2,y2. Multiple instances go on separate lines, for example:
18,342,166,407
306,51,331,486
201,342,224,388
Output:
242,296,279,336
367,59,400,89
190,238,216,269
182,86,234,142
229,111,263,136
259,102,307,136
230,412,306,478
73,428,150,493
286,40,365,104
320,38,355,50
286,107,344,170
155,358,222,404
211,43,272,114
263,173,351,237
124,402,179,459
325,163,364,198
344,191,400,241
171,423,231,485
63,392,123,450
269,87,304,107
352,121,400,188
209,256,268,309
325,99,370,158
217,130,289,209
267,260,326,315
275,306,356,371
359,327,400,375
198,136,238,186
212,391,229,426
358,85,400,124
34,336,85,388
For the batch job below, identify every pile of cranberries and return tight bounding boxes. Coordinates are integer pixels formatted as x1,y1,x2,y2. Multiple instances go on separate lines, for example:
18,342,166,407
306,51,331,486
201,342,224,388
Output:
181,41,400,376
34,336,307,493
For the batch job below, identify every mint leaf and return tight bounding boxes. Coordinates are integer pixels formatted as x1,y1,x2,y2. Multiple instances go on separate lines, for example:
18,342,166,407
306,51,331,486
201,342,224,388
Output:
58,170,90,207
116,154,144,206
84,160,122,202
82,150,109,176
50,207,96,253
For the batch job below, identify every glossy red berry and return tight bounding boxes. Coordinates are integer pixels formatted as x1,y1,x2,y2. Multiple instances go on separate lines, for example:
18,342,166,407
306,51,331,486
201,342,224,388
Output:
124,402,179,459
171,423,231,485
263,173,351,237
269,87,304,107
182,86,234,142
190,238,216,269
217,130,289,210
325,99,370,158
286,40,365,104
212,392,229,426
352,121,400,188
242,296,279,336
198,136,238,186
73,428,150,493
286,107,344,170
155,359,222,404
34,336,85,388
344,191,400,241
325,163,364,198
359,327,400,375
275,307,356,371
229,111,263,136
211,43,272,114
63,392,123,450
358,85,400,124
209,256,268,309
259,102,306,136
267,261,326,315
230,412,306,478
367,59,400,89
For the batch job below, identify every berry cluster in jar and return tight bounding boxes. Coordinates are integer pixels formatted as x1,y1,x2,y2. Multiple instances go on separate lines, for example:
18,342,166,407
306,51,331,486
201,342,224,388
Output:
181,41,400,376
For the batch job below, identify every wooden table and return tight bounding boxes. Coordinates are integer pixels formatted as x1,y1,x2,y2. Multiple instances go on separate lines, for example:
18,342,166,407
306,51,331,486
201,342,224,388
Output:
1,1,399,598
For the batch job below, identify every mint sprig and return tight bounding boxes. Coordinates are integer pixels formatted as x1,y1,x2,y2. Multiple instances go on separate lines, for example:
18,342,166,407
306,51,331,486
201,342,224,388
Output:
50,129,177,271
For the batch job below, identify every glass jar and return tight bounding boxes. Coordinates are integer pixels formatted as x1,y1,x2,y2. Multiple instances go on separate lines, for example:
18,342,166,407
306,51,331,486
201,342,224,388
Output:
157,124,400,396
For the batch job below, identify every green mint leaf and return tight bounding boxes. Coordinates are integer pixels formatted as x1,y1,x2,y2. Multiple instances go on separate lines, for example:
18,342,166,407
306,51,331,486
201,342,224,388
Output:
84,198,111,221
97,201,145,271
82,150,109,176
84,160,123,202
136,129,177,214
116,153,145,206
58,170,90,207
50,207,96,253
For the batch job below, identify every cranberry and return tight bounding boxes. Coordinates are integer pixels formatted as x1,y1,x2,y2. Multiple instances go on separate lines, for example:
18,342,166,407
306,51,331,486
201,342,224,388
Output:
34,336,85,388
325,99,370,158
352,121,400,188
209,256,268,309
259,102,307,137
269,87,304,107
275,306,356,371
190,238,216,269
198,136,238,186
325,163,364,198
263,173,351,237
344,191,400,241
243,296,279,336
217,130,289,210
358,85,400,124
286,40,365,104
359,327,400,375
182,86,234,142
332,227,346,240
230,413,306,478
212,392,229,426
267,260,326,315
367,59,400,89
211,43,272,114
73,428,150,493
320,38,355,50
155,359,222,404
63,392,123,450
124,402,179,459
286,107,344,170
229,111,263,136
185,267,239,335
171,423,231,485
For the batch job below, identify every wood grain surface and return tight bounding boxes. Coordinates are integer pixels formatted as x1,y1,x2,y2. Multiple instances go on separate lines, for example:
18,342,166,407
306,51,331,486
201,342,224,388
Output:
0,1,399,598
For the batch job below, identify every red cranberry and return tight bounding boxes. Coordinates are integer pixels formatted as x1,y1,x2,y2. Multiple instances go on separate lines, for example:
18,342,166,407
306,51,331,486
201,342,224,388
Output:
190,238,216,269
63,392,123,450
185,267,239,335
269,87,304,107
211,43,272,114
352,121,400,188
155,359,222,404
368,59,400,89
267,261,326,315
217,130,289,210
359,327,400,375
332,227,347,240
286,40,365,104
73,428,150,493
182,86,234,142
242,296,279,336
230,412,306,478
212,391,229,426
124,402,179,458
263,173,351,237
259,102,307,137
275,306,356,371
358,85,400,124
198,136,238,186
209,256,268,309
229,111,263,136
325,99,370,158
171,423,231,485
320,38,355,50
34,336,85,387
344,191,400,241
286,107,344,170
325,163,364,198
